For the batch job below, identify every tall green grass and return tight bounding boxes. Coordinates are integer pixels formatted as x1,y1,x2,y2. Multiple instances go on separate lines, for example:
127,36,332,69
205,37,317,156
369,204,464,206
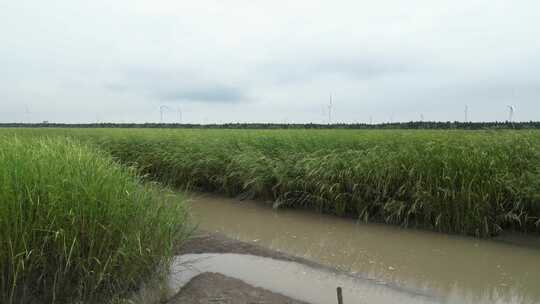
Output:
3,128,540,236
0,136,189,304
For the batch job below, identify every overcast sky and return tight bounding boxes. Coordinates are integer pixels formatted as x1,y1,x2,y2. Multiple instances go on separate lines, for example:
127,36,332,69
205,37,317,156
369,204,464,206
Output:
1,0,539,123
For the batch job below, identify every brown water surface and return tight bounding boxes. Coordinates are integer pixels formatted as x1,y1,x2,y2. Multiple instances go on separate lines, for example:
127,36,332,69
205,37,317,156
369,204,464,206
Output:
170,253,438,304
187,193,540,304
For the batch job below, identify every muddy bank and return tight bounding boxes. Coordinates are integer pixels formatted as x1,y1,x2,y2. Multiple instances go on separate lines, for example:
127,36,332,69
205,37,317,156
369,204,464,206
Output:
171,231,332,304
171,232,321,304
168,272,308,304
178,231,320,266
171,231,437,304
171,231,320,304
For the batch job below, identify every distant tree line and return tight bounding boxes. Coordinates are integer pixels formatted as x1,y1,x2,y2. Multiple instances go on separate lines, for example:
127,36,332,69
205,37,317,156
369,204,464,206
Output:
1,121,540,130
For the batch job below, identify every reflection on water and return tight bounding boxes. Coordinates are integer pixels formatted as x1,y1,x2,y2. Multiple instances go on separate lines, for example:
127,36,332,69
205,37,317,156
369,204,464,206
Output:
187,193,540,304
170,253,438,304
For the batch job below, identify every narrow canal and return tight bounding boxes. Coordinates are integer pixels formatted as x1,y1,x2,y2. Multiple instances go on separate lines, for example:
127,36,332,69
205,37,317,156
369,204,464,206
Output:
186,193,540,304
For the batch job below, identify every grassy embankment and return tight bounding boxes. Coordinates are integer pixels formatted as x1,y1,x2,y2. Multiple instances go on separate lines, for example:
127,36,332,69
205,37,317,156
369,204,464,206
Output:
0,136,189,304
3,128,540,237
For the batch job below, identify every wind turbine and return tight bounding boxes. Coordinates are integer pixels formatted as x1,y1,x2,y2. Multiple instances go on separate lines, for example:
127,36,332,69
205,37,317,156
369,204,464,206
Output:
507,105,515,122
328,93,333,124
159,105,173,123
177,107,183,124
464,105,469,123
24,105,31,123
320,105,327,124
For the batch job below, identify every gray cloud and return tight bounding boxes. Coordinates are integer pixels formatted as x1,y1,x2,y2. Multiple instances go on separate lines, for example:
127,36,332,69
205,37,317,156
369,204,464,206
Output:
1,0,540,123
104,68,246,103
257,55,411,84
158,86,244,102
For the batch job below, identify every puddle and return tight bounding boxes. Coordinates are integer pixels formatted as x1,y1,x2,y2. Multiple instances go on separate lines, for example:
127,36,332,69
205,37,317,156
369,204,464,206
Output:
169,253,439,304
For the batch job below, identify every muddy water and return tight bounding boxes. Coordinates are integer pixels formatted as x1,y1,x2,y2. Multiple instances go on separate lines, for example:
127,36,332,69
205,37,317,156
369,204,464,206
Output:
188,193,540,304
170,253,438,304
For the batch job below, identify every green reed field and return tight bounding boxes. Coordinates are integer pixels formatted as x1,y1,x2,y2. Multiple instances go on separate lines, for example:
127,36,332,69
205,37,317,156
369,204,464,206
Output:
3,128,540,237
0,136,189,304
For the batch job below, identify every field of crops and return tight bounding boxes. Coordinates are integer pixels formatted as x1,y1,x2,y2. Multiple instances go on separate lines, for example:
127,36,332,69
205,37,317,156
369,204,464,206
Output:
0,135,189,304
4,128,540,237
